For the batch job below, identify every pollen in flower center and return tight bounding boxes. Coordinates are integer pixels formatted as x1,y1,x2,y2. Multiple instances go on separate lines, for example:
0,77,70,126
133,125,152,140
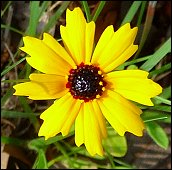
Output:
66,63,107,102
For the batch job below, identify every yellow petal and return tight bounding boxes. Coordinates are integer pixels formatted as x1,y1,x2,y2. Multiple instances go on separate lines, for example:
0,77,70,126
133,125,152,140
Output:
85,21,95,64
60,99,81,136
92,100,107,138
91,25,114,64
38,93,80,139
20,36,72,76
106,70,162,106
75,103,85,147
83,102,104,156
60,7,86,65
42,33,76,68
104,45,138,73
97,99,127,136
13,73,68,100
99,90,144,136
92,23,138,72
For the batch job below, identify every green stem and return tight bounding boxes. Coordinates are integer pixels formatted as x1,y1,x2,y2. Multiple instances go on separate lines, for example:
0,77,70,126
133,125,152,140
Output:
134,1,157,59
91,1,106,22
81,1,91,22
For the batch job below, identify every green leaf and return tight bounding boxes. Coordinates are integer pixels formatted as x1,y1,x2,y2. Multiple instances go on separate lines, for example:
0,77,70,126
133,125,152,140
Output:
91,1,106,22
149,63,171,77
153,86,171,105
103,128,127,157
141,110,170,123
28,131,74,151
148,105,171,113
43,1,70,32
1,136,27,147
153,96,171,105
126,64,138,70
140,37,171,71
1,57,26,77
121,1,142,26
1,110,39,119
134,1,157,59
145,121,169,149
81,1,91,22
33,149,48,169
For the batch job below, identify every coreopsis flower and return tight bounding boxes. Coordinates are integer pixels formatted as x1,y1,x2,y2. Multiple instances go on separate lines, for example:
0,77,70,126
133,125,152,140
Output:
13,7,162,156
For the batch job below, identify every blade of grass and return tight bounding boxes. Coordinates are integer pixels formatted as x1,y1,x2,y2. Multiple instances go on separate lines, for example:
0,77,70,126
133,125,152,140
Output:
1,57,26,77
121,1,142,26
18,96,39,131
81,1,91,22
43,1,70,33
134,1,157,59
140,37,171,71
153,96,171,105
91,1,106,22
55,142,75,168
1,24,24,35
32,149,48,169
149,63,171,77
2,110,39,118
1,1,12,17
1,87,14,106
136,1,147,27
1,136,27,147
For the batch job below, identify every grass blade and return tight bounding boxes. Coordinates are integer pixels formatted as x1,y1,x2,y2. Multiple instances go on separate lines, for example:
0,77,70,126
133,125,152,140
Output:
140,37,171,71
43,1,70,32
91,1,106,22
136,1,147,27
1,57,26,77
81,1,91,22
121,1,142,26
134,1,157,58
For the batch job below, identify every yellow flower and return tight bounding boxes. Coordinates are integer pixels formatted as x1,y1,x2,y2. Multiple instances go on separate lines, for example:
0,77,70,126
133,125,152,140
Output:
13,7,162,156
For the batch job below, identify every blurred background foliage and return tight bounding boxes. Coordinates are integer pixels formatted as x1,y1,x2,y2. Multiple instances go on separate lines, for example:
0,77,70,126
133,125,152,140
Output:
1,1,171,169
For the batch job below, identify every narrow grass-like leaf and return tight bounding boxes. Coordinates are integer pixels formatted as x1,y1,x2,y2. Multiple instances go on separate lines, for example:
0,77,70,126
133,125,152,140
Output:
158,85,171,100
136,1,147,27
153,96,171,105
91,1,106,22
1,110,39,118
81,1,91,22
140,37,171,71
149,105,171,113
134,1,157,58
141,110,169,123
121,1,142,26
28,131,74,151
26,1,40,36
43,1,70,32
1,57,26,77
18,96,39,131
33,149,48,169
1,136,27,147
47,147,83,167
55,142,75,168
149,63,171,77
146,121,169,149
1,24,24,35
1,87,14,106
118,55,151,68
1,1,12,17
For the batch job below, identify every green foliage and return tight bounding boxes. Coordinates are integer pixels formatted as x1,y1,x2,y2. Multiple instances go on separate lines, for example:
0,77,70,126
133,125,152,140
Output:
1,1,171,169
145,121,169,149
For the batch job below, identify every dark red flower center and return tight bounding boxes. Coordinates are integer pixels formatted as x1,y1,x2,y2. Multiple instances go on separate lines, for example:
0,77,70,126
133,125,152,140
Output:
66,63,107,102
